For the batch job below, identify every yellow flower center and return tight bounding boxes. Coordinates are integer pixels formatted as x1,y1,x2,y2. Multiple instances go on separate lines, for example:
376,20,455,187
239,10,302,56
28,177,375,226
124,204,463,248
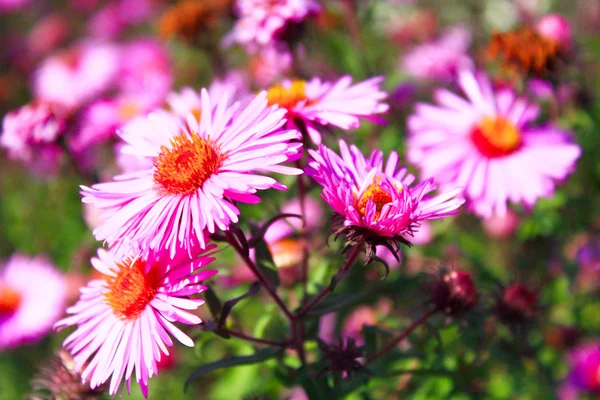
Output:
153,133,225,196
471,116,522,158
0,284,21,317
357,183,394,221
103,258,161,321
266,80,307,109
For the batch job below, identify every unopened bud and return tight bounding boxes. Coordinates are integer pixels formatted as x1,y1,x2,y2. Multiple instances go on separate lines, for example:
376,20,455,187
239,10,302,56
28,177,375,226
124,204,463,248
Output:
431,270,477,315
536,14,573,51
495,283,538,324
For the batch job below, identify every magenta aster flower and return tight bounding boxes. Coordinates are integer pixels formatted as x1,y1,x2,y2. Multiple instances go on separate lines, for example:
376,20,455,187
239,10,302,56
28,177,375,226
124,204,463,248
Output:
407,69,581,218
225,0,321,51
82,90,302,257
402,26,473,82
0,254,66,349
55,244,218,397
559,341,600,400
306,140,464,257
34,43,120,110
1,101,66,163
265,76,389,144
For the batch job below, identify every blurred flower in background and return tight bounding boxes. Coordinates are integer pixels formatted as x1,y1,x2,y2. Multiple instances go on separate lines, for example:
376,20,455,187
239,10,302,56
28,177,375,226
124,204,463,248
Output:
0,254,66,350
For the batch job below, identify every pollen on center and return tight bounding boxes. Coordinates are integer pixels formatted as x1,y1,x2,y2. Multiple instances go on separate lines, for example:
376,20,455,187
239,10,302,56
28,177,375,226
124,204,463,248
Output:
103,258,161,321
0,284,21,317
357,183,394,221
266,79,307,109
153,133,225,196
471,116,522,158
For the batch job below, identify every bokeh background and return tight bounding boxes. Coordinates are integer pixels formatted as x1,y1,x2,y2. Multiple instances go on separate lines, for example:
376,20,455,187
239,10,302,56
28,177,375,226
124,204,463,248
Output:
1,0,600,399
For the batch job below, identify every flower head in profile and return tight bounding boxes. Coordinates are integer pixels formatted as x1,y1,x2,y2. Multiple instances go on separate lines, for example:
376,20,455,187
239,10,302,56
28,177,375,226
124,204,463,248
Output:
55,243,218,398
34,43,120,110
407,69,581,218
402,26,473,82
225,0,321,51
0,254,66,350
82,90,302,257
559,341,600,400
306,140,464,258
266,76,389,144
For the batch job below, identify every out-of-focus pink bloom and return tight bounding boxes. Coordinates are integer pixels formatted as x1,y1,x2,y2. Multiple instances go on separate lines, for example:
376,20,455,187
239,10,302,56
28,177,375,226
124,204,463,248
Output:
0,254,66,349
225,0,321,51
34,43,120,110
342,305,377,345
536,14,573,51
0,0,31,12
82,202,105,231
167,73,249,120
264,197,323,243
390,82,416,109
318,312,337,344
27,14,70,57
559,341,600,400
375,246,402,269
289,386,309,400
527,78,554,100
402,26,473,82
307,140,464,255
408,69,581,218
70,92,160,154
82,91,302,257
483,209,519,238
266,76,389,144
1,101,66,165
56,244,218,398
576,236,600,273
89,0,157,39
118,39,173,108
249,44,293,87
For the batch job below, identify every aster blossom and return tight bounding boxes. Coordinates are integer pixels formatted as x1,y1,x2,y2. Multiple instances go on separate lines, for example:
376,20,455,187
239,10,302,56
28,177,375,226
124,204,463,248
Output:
225,0,321,51
82,90,302,257
266,76,389,144
407,69,581,218
559,341,600,400
0,254,66,350
306,140,464,257
55,243,218,397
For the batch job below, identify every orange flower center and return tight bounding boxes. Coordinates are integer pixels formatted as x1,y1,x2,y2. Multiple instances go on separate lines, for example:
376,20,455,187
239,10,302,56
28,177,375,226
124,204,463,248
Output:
471,116,522,158
266,80,307,109
486,27,560,75
191,107,202,122
357,183,394,221
153,133,225,196
0,284,21,317
269,238,303,269
118,101,140,121
103,258,161,321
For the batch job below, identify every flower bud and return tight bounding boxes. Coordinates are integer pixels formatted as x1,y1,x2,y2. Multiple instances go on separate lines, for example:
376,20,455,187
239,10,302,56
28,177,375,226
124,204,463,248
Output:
536,14,573,51
494,283,538,324
483,209,519,238
431,269,477,315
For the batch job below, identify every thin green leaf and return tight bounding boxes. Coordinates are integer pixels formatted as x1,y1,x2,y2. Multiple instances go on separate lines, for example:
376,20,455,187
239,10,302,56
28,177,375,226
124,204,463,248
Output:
185,347,282,390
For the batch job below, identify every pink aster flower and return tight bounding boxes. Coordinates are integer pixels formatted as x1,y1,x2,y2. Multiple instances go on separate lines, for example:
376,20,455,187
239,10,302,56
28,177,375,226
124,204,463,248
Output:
0,254,66,349
55,243,218,398
118,39,172,108
559,341,600,400
82,90,303,258
34,43,120,110
1,101,66,171
407,69,581,218
402,26,473,82
265,76,389,144
306,140,464,257
225,0,321,51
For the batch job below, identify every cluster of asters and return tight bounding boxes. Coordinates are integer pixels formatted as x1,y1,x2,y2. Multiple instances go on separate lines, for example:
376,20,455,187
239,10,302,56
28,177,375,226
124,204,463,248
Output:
0,1,594,398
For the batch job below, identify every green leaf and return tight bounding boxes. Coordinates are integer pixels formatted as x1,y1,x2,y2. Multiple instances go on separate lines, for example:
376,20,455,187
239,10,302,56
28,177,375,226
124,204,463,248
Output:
218,282,261,327
298,373,334,400
253,237,280,288
204,284,223,321
185,347,282,390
